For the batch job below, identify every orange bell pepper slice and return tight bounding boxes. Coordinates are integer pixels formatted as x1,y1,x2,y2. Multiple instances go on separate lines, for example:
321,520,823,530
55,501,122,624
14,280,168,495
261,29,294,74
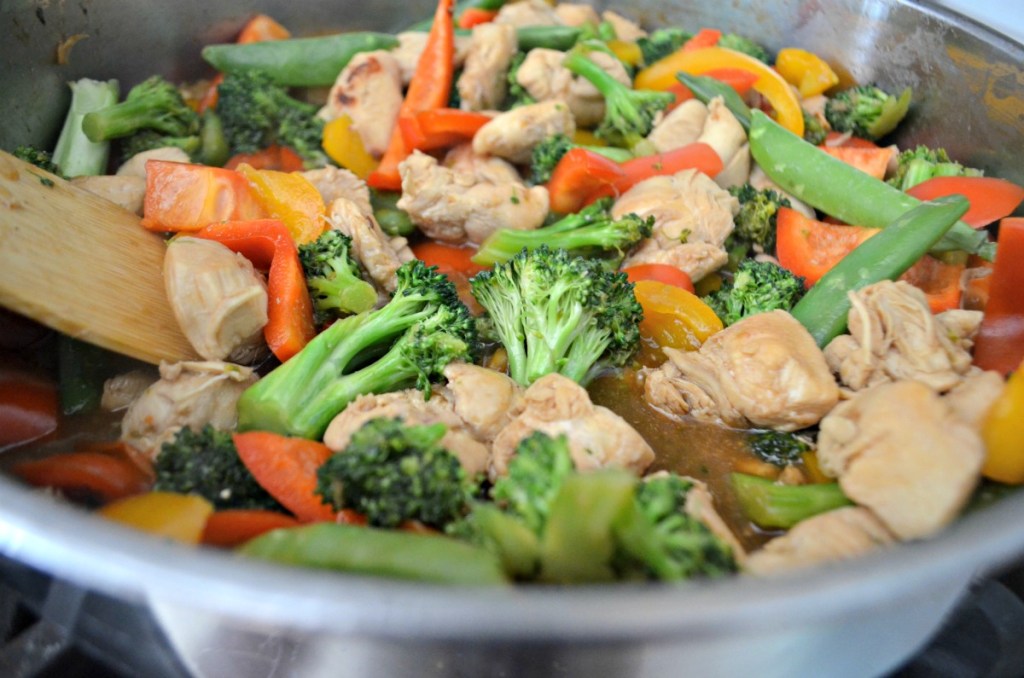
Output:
236,163,326,245
141,160,267,232
233,431,336,523
973,218,1024,375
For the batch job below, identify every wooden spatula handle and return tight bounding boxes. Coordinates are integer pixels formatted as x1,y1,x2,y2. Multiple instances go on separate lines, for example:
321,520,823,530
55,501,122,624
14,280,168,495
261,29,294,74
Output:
0,151,197,364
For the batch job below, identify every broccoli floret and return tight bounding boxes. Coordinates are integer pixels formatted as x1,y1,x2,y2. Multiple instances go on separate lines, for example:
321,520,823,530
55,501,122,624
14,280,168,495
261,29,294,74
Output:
887,145,984,191
824,84,912,140
563,47,674,149
471,245,643,386
505,52,536,108
731,473,851,529
81,76,200,159
749,430,812,467
153,425,281,510
528,133,633,185
315,417,471,529
802,109,828,145
614,473,738,580
703,259,805,326
13,146,60,175
298,229,378,325
472,198,653,266
726,183,792,255
718,33,771,63
637,27,692,66
491,431,575,533
237,259,477,439
215,69,327,168
52,78,121,178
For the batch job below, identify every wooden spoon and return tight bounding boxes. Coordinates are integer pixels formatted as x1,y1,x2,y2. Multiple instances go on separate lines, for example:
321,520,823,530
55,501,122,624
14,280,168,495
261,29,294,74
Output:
0,151,197,364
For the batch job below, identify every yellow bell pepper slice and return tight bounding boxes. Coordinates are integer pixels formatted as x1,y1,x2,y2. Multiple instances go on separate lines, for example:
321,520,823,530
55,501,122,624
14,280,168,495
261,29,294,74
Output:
607,39,644,67
981,366,1024,484
775,48,839,98
571,129,606,147
634,46,804,137
633,280,723,366
322,114,379,180
100,492,214,544
236,163,326,245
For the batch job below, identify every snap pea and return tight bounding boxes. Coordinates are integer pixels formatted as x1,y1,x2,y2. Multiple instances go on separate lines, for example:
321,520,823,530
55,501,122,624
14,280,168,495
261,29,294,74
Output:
748,110,995,261
370,189,416,237
731,473,852,529
202,32,399,87
240,522,508,585
516,25,583,51
791,194,968,347
676,73,751,130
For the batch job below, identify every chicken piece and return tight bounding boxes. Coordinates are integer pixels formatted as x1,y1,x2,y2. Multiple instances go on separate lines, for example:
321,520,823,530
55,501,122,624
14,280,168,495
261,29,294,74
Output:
164,237,268,363
444,143,522,184
614,169,737,282
317,50,403,158
744,507,896,576
115,147,190,178
553,3,600,26
472,100,575,164
515,48,632,128
944,370,1005,430
441,363,523,442
644,311,839,431
490,373,655,479
647,99,708,153
69,175,146,214
301,166,373,218
120,361,257,459
817,380,984,540
749,164,816,219
393,32,472,85
397,150,549,244
494,0,562,27
823,280,982,393
458,23,518,112
101,369,157,412
601,9,647,41
697,98,750,188
325,198,406,292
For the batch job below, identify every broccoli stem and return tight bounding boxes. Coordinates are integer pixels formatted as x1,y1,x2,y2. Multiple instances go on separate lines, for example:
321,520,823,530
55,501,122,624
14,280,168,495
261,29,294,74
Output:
731,473,852,529
82,96,167,142
52,78,120,178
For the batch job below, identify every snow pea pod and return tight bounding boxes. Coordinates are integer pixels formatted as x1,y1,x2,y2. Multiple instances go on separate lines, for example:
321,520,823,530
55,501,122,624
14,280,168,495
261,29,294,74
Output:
240,522,509,585
676,72,751,130
791,194,968,347
202,32,399,87
748,109,995,261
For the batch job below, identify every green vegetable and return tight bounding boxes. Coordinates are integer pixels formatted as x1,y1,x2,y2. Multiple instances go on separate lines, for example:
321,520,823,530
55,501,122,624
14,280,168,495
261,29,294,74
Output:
802,109,828,146
298,229,377,325
824,84,912,140
13,146,59,175
472,198,652,267
676,72,751,130
215,69,328,168
237,260,476,439
57,335,109,416
370,189,416,237
748,109,994,259
564,47,674,149
731,473,851,529
202,32,399,87
52,78,120,178
726,183,791,254
528,133,632,185
703,260,805,326
119,130,200,161
790,195,968,346
491,431,575,533
470,245,643,386
748,431,811,467
154,425,282,511
637,28,692,65
197,110,231,167
516,25,584,51
718,33,771,63
446,502,541,579
613,474,738,581
315,417,472,529
240,522,508,585
888,145,983,191
505,52,536,108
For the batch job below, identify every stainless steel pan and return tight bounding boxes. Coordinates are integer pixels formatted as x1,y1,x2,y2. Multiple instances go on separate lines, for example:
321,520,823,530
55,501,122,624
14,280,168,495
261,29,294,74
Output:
1,1,1022,676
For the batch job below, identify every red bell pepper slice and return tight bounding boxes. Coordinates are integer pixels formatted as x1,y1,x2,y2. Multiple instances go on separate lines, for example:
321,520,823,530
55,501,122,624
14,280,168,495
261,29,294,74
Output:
399,109,492,152
201,509,301,547
224,145,306,172
906,176,1024,229
0,368,57,448
547,148,626,215
818,145,895,180
457,7,498,28
683,28,721,51
584,142,724,205
776,207,880,286
141,160,267,232
973,218,1024,375
412,241,490,278
194,219,315,362
233,431,336,523
622,264,695,292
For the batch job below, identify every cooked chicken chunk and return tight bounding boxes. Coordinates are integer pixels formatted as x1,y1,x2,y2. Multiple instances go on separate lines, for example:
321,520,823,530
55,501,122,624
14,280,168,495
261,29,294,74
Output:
601,9,647,41
491,373,655,478
944,370,1006,430
494,0,562,27
697,98,750,188
823,280,982,393
744,507,896,576
683,476,747,564
516,48,631,128
442,363,523,442
458,23,518,112
647,99,708,153
164,237,268,363
326,198,410,293
817,380,984,540
392,32,472,85
317,50,403,158
301,166,373,218
101,369,157,412
444,143,523,184
115,147,190,178
397,150,548,244
69,175,146,214
472,100,575,164
645,311,840,431
120,361,257,459
614,169,738,282
553,3,600,26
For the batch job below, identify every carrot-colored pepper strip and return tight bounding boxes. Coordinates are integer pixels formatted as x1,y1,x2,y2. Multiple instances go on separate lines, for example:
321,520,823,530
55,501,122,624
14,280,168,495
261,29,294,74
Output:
546,148,626,215
973,218,1024,375
194,219,315,362
585,142,724,204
